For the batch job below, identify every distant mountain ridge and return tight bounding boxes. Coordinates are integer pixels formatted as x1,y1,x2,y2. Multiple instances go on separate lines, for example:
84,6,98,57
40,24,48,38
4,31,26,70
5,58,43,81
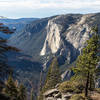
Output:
0,16,7,19
0,18,39,35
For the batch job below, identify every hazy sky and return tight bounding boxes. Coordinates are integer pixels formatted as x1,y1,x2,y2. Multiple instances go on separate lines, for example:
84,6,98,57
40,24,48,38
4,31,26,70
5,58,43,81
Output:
0,0,100,18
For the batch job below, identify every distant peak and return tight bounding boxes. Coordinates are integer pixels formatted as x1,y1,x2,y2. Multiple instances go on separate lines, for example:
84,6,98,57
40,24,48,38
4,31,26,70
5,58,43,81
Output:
0,16,7,19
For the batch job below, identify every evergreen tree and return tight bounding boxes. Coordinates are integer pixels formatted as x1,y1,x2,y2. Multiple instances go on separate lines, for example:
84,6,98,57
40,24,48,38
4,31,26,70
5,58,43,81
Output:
3,75,27,100
3,75,18,99
30,89,34,100
73,26,100,97
38,70,43,96
0,23,20,100
38,57,61,100
0,23,19,80
18,84,27,100
43,57,61,92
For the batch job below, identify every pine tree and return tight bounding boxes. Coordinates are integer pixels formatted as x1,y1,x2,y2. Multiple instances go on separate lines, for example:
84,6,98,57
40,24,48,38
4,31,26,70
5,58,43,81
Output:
38,57,61,100
30,89,34,100
43,57,61,92
4,76,27,100
0,23,19,80
17,84,27,100
73,26,100,97
38,70,43,96
3,75,18,99
0,23,19,94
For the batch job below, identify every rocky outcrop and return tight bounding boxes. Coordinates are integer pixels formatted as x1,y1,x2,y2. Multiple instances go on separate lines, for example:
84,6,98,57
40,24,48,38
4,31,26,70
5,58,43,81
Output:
40,17,62,56
43,88,73,100
65,17,91,51
40,14,92,57
61,69,74,81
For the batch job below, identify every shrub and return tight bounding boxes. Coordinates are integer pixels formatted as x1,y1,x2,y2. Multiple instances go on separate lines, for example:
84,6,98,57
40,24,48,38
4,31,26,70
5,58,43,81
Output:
70,94,85,100
58,81,75,93
95,88,100,93
58,80,84,93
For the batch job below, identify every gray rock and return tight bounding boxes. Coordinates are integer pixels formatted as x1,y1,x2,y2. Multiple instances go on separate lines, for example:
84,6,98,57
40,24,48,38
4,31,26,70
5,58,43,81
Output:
61,69,74,81
43,88,73,100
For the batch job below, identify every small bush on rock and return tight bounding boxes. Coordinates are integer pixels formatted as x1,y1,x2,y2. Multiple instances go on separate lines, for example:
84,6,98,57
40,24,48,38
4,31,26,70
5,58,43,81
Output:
70,94,85,100
58,80,84,93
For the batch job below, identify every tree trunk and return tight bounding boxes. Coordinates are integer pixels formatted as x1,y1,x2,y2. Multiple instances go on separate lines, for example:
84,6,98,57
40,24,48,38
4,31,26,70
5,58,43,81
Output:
85,72,89,97
38,70,43,96
89,74,95,91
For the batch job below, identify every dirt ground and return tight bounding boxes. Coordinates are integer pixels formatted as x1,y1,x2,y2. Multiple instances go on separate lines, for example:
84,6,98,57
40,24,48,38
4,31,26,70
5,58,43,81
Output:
90,91,100,100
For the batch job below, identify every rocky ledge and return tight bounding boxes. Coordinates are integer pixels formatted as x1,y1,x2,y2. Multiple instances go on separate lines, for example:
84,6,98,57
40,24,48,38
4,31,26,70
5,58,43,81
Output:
43,88,73,100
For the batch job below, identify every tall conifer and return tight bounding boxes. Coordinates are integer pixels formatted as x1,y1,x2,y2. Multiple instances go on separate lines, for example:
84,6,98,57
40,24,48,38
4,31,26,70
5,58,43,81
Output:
73,26,100,97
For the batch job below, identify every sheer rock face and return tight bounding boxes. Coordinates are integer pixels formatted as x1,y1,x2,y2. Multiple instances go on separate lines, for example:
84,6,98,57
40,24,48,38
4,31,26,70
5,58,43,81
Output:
40,14,93,57
61,69,74,81
65,15,93,51
40,17,62,56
